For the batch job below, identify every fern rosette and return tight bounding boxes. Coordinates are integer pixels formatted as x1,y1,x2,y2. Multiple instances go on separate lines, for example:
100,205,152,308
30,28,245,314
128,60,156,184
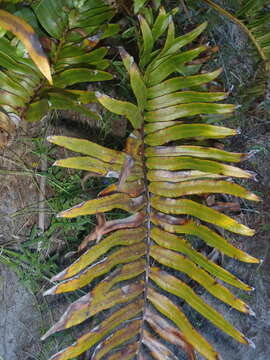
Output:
43,8,259,360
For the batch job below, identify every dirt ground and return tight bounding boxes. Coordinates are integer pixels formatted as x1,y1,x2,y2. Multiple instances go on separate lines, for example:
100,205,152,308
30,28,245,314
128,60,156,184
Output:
0,7,270,360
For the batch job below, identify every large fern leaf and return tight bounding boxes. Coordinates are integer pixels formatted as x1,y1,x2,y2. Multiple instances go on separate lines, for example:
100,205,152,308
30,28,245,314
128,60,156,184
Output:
43,8,259,360
0,0,118,144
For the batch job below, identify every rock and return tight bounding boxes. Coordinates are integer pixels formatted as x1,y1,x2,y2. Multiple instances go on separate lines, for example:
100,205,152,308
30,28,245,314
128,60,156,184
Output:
0,265,42,360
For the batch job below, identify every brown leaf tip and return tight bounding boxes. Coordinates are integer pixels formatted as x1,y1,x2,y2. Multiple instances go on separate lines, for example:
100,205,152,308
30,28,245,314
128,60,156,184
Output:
242,149,260,161
56,211,65,218
43,285,57,297
95,91,104,99
248,307,256,317
51,269,68,282
56,200,86,218
46,135,55,143
119,46,128,58
216,355,224,360
245,337,256,349
246,170,258,181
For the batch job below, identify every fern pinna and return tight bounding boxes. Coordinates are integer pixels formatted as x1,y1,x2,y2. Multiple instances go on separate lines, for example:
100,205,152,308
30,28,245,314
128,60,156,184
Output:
43,8,259,360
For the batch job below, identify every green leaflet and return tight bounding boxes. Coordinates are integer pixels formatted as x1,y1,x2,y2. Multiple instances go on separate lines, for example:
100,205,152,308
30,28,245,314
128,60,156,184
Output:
147,46,207,86
96,92,143,129
54,68,113,87
151,7,170,42
79,5,112,19
151,214,259,263
6,72,37,96
146,90,228,110
145,123,236,145
24,99,50,122
79,9,115,27
146,145,247,162
54,156,121,175
160,21,208,58
147,169,226,182
45,242,146,294
149,179,259,201
150,245,253,313
151,227,252,290
145,104,235,122
96,23,120,40
147,68,223,98
47,91,101,121
0,37,42,73
0,46,40,80
66,90,96,104
148,287,219,360
0,71,31,99
32,0,67,39
52,228,146,281
0,90,26,108
139,14,154,68
57,47,108,65
120,48,147,112
57,193,145,218
47,135,125,164
146,156,252,178
150,268,249,344
144,120,181,134
134,0,148,14
151,196,255,236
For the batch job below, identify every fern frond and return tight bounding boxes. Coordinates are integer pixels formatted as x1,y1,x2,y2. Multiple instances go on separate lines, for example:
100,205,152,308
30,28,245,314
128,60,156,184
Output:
43,8,258,360
237,0,270,100
199,0,270,102
201,0,270,68
237,0,270,61
0,0,118,143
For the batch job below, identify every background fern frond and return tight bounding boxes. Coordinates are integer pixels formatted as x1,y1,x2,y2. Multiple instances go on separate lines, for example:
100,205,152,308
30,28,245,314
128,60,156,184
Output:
197,0,270,104
0,0,119,144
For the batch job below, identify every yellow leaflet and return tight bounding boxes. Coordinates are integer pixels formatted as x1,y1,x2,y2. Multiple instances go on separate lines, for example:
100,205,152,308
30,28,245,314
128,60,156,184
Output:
0,10,52,84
